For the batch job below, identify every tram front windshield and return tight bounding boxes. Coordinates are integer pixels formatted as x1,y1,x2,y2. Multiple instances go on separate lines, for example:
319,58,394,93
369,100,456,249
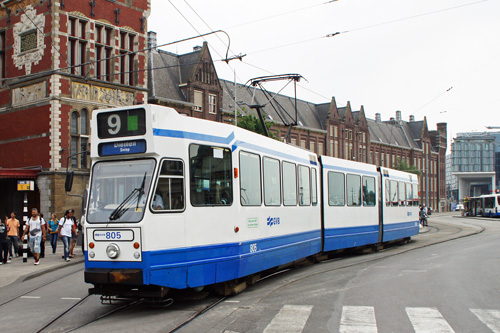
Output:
87,159,155,223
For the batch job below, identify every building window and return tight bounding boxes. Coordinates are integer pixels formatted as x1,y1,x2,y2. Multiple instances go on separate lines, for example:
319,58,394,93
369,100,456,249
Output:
208,94,217,114
68,17,87,76
0,30,5,84
70,109,90,169
194,90,203,111
119,30,135,85
95,24,113,81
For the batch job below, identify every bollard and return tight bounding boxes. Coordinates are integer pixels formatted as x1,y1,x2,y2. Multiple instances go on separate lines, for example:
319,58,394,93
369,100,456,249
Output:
23,193,28,263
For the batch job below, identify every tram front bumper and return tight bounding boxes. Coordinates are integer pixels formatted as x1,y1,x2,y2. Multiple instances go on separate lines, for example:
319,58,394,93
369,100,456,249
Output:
85,268,143,285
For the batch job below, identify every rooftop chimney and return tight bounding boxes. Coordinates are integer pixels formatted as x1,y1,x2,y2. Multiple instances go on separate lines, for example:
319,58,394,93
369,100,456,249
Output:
375,113,381,122
193,45,202,52
409,115,415,122
396,110,402,122
390,117,395,122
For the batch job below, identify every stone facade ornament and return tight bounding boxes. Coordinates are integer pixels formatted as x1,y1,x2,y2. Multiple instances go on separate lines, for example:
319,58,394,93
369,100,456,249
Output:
12,82,47,106
13,6,46,75
71,82,135,106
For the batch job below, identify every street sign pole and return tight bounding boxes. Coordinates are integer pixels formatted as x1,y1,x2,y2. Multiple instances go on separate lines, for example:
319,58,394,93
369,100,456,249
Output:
22,192,28,263
18,180,34,263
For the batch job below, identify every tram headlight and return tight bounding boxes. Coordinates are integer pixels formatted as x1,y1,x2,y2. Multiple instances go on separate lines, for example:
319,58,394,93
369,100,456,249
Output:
89,251,95,258
106,243,120,259
134,252,140,259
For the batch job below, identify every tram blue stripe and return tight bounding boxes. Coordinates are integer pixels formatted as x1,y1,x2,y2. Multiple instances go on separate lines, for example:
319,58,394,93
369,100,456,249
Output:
153,127,317,166
153,128,235,145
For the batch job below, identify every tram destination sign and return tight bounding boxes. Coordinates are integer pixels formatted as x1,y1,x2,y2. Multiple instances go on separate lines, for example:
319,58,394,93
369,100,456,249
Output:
99,139,147,156
97,108,146,139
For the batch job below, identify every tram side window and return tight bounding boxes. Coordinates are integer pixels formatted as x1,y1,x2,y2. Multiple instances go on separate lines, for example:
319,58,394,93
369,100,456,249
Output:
398,181,406,206
390,180,398,206
311,168,318,206
412,183,419,206
283,161,297,206
362,176,376,206
298,165,311,206
240,151,262,206
189,144,233,206
406,182,413,207
328,171,345,206
484,197,495,209
152,159,184,212
347,174,361,206
263,157,281,206
385,179,390,207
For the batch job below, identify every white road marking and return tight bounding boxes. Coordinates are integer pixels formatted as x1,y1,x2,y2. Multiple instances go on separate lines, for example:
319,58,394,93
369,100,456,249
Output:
20,296,41,299
224,300,240,303
406,307,455,332
61,297,82,300
471,309,500,333
263,305,313,333
339,306,377,333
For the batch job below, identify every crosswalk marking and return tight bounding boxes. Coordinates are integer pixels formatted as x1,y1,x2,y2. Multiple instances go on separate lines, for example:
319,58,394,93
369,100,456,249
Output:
406,307,455,332
471,309,500,333
339,306,377,333
263,305,313,333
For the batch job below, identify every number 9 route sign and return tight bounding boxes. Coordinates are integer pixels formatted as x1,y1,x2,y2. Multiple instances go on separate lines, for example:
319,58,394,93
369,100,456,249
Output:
97,108,146,139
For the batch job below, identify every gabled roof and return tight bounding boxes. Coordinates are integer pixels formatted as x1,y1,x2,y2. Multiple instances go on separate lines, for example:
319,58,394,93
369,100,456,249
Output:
149,49,187,101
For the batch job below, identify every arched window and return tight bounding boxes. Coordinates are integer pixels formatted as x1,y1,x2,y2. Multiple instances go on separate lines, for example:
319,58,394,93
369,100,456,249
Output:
70,109,90,169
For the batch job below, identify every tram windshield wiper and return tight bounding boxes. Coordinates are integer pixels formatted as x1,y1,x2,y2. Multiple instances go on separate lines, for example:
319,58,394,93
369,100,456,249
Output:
109,173,147,221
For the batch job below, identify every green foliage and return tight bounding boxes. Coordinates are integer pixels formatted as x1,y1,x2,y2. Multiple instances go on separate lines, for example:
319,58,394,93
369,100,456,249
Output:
237,109,277,139
393,158,422,176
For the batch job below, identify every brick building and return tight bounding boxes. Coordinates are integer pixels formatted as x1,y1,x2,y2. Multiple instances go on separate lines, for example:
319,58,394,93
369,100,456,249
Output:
0,0,150,219
146,31,447,210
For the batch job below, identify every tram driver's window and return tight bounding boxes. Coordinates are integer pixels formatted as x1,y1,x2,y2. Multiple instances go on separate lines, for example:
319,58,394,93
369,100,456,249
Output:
152,159,184,212
189,144,233,206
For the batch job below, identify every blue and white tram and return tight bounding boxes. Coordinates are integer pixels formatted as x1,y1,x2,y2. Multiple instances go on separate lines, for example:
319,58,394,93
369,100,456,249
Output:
81,104,419,298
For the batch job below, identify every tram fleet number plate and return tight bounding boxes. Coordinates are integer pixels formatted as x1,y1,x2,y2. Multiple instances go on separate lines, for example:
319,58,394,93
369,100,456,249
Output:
93,230,134,241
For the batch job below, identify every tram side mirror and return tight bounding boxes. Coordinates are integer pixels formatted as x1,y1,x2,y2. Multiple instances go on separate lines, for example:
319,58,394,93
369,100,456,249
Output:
65,171,74,192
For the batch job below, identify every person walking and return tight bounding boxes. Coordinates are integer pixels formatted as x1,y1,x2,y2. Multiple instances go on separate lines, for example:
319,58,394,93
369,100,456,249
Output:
20,208,47,265
58,209,78,262
0,216,10,264
47,213,59,254
6,212,20,259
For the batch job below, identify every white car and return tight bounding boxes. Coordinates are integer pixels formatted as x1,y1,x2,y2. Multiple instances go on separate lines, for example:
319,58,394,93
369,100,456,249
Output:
455,204,464,211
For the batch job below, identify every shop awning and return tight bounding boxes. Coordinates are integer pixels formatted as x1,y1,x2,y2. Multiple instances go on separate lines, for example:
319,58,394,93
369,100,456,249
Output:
0,168,41,179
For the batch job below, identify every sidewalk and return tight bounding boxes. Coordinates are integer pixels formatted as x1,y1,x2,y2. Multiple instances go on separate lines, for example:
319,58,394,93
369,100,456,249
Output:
0,239,84,288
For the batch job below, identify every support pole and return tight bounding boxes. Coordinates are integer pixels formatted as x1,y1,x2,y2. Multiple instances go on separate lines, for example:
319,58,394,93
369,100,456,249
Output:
23,192,28,263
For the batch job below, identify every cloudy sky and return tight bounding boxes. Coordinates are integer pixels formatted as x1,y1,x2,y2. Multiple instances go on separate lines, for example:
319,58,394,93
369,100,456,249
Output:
149,0,500,148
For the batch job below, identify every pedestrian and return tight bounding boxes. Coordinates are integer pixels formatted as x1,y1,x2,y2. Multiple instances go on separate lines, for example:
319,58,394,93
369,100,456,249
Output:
419,206,428,227
69,218,78,258
6,212,20,259
0,216,10,264
47,213,59,254
40,213,46,258
20,208,46,265
57,209,78,262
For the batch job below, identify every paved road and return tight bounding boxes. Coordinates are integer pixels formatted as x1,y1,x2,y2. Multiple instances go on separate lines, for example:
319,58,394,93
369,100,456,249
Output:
1,213,498,333
180,214,500,332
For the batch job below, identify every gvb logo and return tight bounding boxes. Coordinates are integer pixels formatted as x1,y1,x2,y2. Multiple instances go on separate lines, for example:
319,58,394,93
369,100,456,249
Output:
267,216,280,227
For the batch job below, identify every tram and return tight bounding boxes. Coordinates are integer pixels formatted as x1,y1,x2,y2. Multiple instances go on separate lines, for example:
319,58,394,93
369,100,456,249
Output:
74,104,420,298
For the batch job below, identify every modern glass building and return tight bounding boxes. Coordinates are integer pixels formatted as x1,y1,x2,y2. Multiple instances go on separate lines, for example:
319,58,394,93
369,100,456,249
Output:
451,132,498,200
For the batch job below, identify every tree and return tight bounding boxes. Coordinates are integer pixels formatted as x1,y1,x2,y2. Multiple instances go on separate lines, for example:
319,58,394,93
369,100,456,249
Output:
393,158,422,176
236,108,277,140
